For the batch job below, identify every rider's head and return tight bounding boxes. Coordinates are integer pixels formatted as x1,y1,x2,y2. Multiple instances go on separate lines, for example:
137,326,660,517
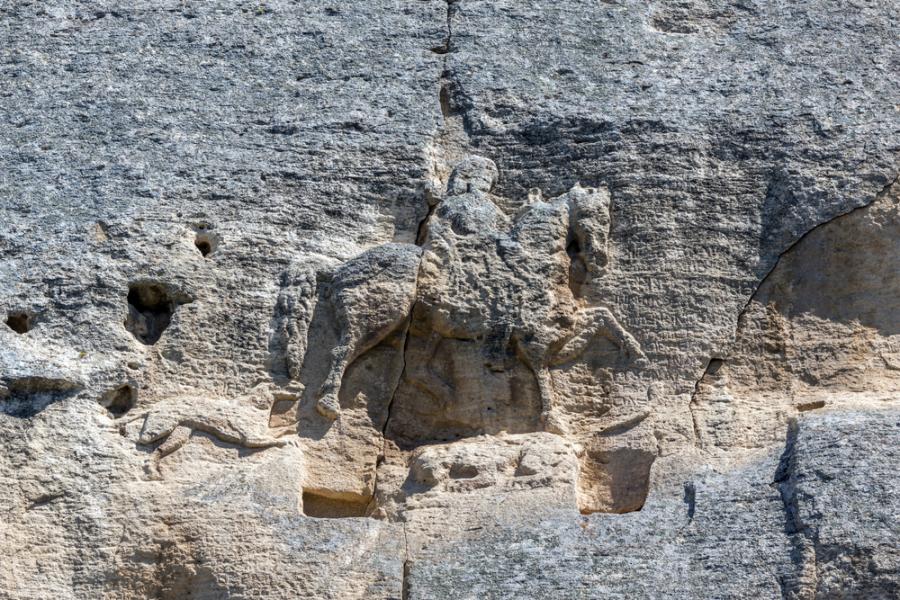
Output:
447,156,499,196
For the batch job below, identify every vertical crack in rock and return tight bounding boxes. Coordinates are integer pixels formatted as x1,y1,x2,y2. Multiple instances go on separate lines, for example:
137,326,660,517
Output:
689,358,723,447
682,481,696,523
401,558,411,600
430,0,453,55
370,0,469,516
382,317,414,439
400,522,412,600
424,0,470,200
774,418,818,599
415,198,438,246
370,314,415,517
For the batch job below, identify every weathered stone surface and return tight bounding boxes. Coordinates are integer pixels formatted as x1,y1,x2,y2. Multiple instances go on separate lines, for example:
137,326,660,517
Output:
0,0,897,598
694,180,900,452
407,409,900,599
778,410,900,599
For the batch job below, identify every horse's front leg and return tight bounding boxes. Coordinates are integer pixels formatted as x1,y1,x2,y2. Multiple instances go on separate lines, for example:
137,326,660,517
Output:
515,340,568,435
316,331,361,420
552,306,645,366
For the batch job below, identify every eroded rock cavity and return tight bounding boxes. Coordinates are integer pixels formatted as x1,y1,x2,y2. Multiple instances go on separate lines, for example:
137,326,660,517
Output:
124,282,192,345
0,376,82,418
5,310,34,334
99,384,136,417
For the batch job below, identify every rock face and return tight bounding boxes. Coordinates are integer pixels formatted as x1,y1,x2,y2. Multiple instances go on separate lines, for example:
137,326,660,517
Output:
0,1,897,599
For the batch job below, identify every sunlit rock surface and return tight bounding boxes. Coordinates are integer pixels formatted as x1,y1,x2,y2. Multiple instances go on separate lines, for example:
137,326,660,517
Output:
1,1,897,598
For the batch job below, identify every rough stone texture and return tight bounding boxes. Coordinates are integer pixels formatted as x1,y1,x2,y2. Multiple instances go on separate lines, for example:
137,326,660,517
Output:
779,410,900,599
408,409,900,600
0,1,898,598
694,181,900,452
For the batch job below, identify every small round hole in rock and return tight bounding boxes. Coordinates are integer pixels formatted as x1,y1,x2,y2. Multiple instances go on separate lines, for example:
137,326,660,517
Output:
100,385,136,417
195,238,211,257
194,233,217,257
5,311,33,334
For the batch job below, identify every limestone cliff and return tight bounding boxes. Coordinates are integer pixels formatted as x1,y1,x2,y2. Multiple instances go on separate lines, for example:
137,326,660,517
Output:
0,1,897,598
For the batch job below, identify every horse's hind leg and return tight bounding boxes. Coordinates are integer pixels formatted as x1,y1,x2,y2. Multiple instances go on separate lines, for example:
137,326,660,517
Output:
316,302,416,420
315,244,422,419
315,332,358,419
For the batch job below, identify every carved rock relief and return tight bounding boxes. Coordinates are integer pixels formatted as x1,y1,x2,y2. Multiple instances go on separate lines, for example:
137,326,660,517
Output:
276,156,653,517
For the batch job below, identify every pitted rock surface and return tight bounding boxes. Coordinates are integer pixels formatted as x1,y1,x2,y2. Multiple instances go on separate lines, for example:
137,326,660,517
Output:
1,1,898,598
